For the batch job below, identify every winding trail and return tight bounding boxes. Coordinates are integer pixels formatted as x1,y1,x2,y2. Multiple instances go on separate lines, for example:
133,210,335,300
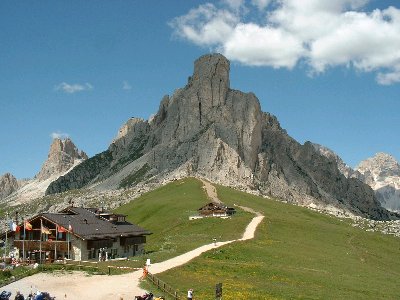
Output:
2,179,264,300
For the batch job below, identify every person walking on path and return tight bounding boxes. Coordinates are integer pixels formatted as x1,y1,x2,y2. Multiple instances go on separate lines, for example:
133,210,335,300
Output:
140,265,148,280
187,288,193,300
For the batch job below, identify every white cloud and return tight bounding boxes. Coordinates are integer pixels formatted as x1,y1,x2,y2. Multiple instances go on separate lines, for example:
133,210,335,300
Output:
170,0,400,85
122,80,132,90
55,82,93,94
169,3,238,46
377,69,400,85
222,23,304,68
50,131,69,140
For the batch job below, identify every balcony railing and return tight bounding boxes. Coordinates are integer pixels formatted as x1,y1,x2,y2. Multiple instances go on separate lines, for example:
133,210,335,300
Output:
13,240,70,252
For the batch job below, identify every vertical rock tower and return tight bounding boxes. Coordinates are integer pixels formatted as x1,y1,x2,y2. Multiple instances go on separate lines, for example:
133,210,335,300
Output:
36,138,88,181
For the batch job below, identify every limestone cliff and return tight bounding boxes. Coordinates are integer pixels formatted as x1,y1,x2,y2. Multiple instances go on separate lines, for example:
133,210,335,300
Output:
46,54,394,220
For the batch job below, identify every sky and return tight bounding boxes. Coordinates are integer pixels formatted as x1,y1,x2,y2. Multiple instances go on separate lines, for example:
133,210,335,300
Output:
1,0,399,179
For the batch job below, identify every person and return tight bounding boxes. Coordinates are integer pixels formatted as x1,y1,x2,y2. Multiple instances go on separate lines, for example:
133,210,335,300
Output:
187,288,193,300
14,291,24,300
102,249,106,261
140,265,148,280
35,291,43,300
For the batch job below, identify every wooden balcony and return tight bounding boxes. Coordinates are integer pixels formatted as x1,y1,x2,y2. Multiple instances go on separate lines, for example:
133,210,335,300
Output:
13,240,70,252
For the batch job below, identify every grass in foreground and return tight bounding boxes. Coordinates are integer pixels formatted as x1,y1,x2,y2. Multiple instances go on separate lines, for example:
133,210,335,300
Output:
115,178,253,265
157,185,400,300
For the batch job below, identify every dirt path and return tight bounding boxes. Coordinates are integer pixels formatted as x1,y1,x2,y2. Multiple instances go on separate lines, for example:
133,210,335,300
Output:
2,180,264,300
200,178,221,204
150,214,264,274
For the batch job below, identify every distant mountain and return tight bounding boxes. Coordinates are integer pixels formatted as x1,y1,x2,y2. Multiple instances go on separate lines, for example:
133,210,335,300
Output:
46,53,393,220
36,138,88,181
356,153,400,212
0,173,20,199
313,145,400,213
1,138,87,204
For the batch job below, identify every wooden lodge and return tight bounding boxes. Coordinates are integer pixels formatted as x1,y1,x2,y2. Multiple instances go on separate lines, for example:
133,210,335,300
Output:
2,206,151,263
198,202,236,217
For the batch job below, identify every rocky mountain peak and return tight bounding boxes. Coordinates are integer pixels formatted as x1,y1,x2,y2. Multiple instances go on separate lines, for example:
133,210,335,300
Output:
35,138,88,181
0,173,19,199
356,152,400,182
191,53,230,89
355,152,400,212
46,53,396,220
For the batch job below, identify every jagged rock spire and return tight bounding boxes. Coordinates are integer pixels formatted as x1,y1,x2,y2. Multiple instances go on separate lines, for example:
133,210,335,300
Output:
0,173,19,199
36,138,88,181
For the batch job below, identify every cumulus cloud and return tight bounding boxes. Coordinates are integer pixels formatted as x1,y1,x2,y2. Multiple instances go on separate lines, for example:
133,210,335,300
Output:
122,80,132,90
55,82,93,94
170,0,400,84
169,3,238,46
50,131,69,140
222,23,305,68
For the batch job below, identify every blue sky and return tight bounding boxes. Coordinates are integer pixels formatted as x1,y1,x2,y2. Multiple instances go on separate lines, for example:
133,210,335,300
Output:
1,0,399,179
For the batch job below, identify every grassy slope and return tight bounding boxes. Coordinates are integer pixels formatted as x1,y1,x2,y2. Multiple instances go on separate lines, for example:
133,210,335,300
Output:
157,185,400,300
114,178,253,264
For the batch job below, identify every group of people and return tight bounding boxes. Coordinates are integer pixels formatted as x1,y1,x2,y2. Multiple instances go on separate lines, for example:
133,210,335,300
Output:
0,290,53,300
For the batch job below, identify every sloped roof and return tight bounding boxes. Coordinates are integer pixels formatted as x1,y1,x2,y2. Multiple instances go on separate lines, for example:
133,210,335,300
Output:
198,202,229,210
39,207,151,240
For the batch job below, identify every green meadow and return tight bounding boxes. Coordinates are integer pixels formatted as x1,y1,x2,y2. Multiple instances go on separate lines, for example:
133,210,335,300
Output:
115,178,400,299
114,178,253,264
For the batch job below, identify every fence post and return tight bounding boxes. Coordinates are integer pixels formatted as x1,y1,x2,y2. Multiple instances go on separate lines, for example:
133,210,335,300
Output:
108,266,111,275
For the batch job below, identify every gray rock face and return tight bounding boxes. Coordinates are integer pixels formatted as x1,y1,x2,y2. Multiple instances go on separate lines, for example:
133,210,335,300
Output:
46,53,394,220
312,143,363,180
36,138,88,181
0,173,19,199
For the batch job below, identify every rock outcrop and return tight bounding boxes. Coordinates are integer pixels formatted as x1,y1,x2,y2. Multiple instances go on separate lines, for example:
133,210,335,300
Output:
46,53,394,220
0,173,19,200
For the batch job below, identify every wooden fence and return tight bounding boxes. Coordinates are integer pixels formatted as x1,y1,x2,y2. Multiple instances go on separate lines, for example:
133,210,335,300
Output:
146,272,181,300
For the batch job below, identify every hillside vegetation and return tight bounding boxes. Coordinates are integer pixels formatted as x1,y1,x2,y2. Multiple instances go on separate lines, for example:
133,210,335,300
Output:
149,182,400,299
